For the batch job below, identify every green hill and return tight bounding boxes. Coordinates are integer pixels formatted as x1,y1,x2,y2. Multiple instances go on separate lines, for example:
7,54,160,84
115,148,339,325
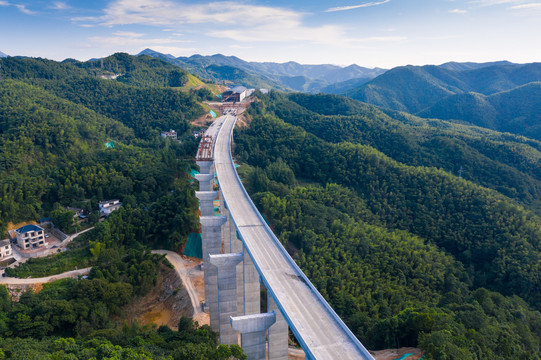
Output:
419,82,541,140
235,92,541,357
348,62,541,114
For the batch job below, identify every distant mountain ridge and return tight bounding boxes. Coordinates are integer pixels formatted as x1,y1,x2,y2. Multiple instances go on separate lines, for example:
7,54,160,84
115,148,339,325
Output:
0,51,7,58
347,62,541,112
344,61,541,141
137,48,386,93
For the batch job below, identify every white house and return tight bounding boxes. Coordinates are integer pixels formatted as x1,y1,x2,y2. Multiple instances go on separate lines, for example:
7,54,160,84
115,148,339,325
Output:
16,224,45,249
99,199,122,216
0,239,12,259
161,129,178,140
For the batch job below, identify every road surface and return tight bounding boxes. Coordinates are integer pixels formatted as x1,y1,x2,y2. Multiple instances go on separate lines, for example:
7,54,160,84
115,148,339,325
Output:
214,114,374,360
0,267,91,285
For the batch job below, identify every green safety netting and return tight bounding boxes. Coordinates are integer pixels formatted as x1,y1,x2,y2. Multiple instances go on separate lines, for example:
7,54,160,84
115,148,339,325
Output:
183,233,202,259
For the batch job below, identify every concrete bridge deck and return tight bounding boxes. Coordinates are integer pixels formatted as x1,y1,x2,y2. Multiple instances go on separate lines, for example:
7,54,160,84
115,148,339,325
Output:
213,114,373,360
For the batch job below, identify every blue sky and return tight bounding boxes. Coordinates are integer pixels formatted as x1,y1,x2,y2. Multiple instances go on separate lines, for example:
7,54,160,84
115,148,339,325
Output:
1,0,540,68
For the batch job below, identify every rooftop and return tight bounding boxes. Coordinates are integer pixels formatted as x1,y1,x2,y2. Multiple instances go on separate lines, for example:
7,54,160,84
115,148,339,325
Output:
16,224,44,234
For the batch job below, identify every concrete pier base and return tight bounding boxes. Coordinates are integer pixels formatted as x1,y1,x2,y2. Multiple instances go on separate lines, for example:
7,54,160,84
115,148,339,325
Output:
267,294,289,360
210,253,243,345
195,173,215,192
196,191,218,217
196,160,212,175
231,312,276,360
200,215,227,331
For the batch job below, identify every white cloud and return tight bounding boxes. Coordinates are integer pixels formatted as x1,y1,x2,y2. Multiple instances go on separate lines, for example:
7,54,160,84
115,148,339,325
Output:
449,8,468,13
347,36,407,43
51,2,70,10
89,32,182,49
0,1,35,14
74,0,351,46
325,0,391,12
14,4,35,15
511,2,541,8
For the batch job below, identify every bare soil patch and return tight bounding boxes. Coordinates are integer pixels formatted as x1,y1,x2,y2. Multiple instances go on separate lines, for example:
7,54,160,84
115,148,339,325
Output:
123,266,194,329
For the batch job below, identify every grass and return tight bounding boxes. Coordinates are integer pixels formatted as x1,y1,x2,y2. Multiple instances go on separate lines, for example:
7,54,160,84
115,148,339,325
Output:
5,239,94,278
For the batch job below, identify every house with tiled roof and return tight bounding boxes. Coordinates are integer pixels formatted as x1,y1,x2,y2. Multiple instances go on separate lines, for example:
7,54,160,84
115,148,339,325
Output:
16,224,45,249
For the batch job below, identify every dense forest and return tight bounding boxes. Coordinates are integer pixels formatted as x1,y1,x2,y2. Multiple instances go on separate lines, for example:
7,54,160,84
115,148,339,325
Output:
3,52,541,359
0,54,248,359
235,92,541,358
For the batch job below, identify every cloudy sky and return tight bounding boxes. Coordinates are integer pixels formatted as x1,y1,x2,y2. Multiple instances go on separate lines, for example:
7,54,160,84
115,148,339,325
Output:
1,0,540,68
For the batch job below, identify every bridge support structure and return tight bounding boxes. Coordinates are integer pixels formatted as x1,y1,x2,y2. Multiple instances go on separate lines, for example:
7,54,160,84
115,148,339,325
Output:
196,191,218,217
210,253,243,344
267,294,289,360
231,312,276,360
219,190,247,317
196,160,213,175
199,215,227,331
195,173,214,192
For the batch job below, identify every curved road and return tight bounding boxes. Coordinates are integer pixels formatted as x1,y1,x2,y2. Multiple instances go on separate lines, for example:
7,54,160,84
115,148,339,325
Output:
214,114,374,360
152,250,202,316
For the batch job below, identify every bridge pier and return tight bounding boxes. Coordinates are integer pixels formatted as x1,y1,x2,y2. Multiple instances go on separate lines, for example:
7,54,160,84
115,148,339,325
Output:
196,160,213,175
243,246,260,315
219,191,245,315
200,215,227,331
231,312,276,360
196,191,218,217
195,173,215,192
267,294,289,360
210,253,243,345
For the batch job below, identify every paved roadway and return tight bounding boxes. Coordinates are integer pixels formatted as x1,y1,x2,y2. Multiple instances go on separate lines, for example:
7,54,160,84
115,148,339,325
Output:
213,114,374,360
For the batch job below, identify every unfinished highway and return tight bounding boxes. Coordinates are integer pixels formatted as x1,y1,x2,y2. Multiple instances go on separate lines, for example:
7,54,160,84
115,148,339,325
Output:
213,113,374,360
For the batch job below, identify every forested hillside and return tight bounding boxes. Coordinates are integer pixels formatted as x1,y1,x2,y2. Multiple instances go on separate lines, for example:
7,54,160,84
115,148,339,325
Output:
348,62,541,113
235,92,541,358
0,72,202,230
0,54,248,359
418,82,541,140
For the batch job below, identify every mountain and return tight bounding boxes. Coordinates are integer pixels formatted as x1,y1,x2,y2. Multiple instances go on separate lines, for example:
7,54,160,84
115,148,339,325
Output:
319,77,373,94
419,82,541,139
438,60,515,71
348,62,541,114
236,91,541,358
137,49,385,92
0,51,7,58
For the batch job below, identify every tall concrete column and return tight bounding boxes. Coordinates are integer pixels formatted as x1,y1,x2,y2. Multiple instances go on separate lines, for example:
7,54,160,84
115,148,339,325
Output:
219,190,231,253
196,160,213,175
243,246,260,315
195,173,214,192
231,312,276,360
267,294,288,360
209,253,243,345
196,191,218,217
200,215,227,331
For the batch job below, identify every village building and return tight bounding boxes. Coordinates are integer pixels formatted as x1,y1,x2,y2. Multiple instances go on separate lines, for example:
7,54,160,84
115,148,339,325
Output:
99,199,122,216
222,86,247,102
15,224,45,249
161,129,178,140
0,239,12,259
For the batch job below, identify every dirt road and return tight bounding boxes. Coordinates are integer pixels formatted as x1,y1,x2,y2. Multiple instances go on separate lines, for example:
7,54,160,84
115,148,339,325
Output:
152,250,208,324
0,267,91,284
